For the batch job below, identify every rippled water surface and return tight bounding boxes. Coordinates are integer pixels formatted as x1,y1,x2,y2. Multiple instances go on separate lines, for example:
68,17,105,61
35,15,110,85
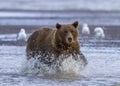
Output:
0,40,120,86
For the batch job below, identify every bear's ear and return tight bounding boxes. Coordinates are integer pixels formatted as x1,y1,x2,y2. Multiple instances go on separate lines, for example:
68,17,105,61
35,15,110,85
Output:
56,23,61,29
72,21,79,28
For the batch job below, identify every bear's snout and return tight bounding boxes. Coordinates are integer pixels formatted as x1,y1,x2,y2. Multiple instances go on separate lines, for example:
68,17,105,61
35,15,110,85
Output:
68,37,72,42
66,32,74,43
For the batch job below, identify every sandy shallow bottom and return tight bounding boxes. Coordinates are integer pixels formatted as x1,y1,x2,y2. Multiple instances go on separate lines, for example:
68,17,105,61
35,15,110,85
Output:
0,45,120,86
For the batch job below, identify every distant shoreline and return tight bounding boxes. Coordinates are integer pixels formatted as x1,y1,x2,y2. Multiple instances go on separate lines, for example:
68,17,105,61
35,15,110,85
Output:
0,10,120,26
1,9,120,13
0,0,120,11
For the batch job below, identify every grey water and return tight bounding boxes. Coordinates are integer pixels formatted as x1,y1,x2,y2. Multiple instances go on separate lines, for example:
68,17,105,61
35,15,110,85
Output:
1,11,120,26
0,0,120,11
0,0,120,26
0,33,120,86
0,44,120,86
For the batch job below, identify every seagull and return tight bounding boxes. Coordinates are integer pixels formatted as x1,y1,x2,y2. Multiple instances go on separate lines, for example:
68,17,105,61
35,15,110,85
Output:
82,23,90,36
81,24,90,45
94,27,105,39
17,28,27,41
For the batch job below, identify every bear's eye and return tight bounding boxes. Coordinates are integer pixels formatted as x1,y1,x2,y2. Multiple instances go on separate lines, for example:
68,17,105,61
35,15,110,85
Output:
64,31,68,33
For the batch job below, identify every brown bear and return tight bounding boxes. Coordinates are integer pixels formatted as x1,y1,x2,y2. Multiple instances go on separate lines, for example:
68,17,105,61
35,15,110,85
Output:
26,21,87,66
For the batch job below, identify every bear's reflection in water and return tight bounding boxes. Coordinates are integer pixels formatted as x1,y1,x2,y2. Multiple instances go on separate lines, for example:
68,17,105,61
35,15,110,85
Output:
21,50,87,76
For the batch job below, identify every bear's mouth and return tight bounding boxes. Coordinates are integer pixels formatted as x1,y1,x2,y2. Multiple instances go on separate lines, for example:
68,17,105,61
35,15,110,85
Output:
56,43,72,51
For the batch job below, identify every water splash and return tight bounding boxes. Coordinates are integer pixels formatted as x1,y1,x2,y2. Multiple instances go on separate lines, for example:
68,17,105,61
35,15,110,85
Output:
21,52,87,76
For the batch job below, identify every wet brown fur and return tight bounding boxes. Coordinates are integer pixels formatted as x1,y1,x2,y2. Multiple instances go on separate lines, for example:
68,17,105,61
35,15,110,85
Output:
26,21,80,59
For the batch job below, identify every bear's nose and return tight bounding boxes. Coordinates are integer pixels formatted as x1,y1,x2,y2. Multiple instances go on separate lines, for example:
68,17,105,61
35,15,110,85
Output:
68,37,72,42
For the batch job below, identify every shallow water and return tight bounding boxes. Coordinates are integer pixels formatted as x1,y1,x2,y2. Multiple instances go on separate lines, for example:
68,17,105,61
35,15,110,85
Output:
0,0,120,26
0,11,120,26
0,0,120,11
0,44,120,86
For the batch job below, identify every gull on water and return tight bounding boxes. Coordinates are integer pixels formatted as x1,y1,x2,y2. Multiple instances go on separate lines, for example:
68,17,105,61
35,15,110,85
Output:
94,27,105,39
81,23,90,45
82,24,90,36
17,28,27,41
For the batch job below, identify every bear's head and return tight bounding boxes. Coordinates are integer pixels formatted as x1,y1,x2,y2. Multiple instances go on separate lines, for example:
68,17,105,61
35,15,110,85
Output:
55,21,79,47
